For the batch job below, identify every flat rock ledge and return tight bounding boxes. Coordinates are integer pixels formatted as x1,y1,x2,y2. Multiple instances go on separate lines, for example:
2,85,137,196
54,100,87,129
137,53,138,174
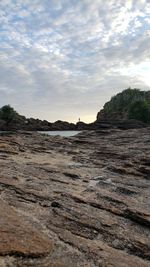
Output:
0,128,150,267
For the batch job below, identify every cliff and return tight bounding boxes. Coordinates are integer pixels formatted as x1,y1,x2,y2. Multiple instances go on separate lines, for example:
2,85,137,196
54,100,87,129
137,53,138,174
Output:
97,88,150,124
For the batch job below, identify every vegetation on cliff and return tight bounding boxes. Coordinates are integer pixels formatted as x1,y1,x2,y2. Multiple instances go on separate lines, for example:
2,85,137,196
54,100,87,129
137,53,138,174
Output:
97,88,150,123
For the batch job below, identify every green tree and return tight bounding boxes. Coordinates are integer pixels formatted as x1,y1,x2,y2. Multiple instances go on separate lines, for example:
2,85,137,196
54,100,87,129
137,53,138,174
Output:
0,105,18,125
129,100,150,123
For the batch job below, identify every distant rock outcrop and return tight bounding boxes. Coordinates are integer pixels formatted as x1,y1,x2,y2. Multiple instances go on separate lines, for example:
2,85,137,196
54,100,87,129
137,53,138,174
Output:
51,120,76,130
0,105,77,131
96,88,150,124
0,88,149,131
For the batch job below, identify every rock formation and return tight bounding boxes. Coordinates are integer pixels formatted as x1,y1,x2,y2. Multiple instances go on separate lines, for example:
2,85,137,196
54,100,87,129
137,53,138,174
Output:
1,88,150,132
96,88,150,124
0,128,149,266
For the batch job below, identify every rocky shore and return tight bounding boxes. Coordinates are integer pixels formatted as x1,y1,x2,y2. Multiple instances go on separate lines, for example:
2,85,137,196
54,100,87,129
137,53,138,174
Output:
0,128,150,267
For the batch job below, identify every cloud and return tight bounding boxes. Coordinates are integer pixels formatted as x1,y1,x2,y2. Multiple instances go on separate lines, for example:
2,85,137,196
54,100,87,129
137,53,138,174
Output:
0,0,149,122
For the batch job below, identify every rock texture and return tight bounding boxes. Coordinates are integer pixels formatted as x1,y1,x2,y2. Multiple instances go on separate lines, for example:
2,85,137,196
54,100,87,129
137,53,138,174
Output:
0,201,52,257
0,128,150,266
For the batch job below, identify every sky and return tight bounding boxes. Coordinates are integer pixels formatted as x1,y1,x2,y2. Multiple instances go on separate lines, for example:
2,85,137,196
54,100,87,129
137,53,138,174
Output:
0,0,150,123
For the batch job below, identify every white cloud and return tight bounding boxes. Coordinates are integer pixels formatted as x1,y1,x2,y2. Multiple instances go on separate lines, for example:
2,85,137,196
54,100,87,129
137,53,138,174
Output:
0,0,149,122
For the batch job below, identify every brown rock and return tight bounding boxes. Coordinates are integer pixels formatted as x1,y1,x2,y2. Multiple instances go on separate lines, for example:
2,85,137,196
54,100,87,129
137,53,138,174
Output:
0,200,52,257
0,128,150,266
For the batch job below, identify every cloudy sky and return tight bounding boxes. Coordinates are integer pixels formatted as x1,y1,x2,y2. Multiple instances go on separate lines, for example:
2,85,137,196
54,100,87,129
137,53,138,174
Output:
0,0,150,122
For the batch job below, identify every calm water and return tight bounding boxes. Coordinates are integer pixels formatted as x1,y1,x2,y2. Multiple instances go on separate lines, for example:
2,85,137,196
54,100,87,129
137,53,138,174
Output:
38,131,81,137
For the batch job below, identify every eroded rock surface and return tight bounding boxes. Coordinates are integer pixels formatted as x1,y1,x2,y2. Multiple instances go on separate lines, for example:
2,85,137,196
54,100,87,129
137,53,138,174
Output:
0,201,52,257
0,128,150,266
